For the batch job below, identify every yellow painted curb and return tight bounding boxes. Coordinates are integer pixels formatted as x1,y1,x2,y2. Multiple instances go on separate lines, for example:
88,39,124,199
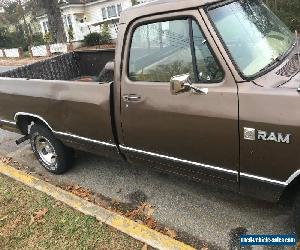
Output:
0,163,195,250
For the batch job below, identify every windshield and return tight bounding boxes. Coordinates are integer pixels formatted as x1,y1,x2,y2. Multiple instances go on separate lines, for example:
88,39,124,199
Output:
208,0,294,77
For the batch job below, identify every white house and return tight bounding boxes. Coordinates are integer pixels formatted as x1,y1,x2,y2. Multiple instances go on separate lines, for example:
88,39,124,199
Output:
36,0,153,42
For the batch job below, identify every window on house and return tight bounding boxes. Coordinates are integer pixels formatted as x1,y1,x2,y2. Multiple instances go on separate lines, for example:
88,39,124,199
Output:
102,7,107,20
43,21,49,33
67,15,73,30
117,4,122,16
63,15,73,30
63,15,67,27
107,5,117,18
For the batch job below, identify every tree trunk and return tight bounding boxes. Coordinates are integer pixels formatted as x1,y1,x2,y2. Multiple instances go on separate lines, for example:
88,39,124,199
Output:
17,0,33,46
43,0,66,43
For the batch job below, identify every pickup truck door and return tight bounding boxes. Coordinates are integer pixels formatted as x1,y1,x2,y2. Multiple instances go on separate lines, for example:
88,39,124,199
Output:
120,10,239,189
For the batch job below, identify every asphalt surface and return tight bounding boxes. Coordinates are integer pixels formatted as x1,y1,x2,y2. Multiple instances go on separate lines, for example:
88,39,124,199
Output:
0,66,16,73
0,128,294,249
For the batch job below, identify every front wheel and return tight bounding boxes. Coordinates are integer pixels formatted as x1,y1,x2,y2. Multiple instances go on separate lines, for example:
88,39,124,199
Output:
30,124,73,174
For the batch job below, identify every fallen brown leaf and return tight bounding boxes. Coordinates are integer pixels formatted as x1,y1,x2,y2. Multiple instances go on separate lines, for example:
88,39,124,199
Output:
165,228,177,239
29,216,35,226
125,208,140,219
65,185,91,199
125,202,159,230
135,219,144,224
0,215,8,221
144,205,154,219
53,201,63,208
35,208,48,220
0,156,12,164
141,244,148,250
145,217,157,229
30,208,48,225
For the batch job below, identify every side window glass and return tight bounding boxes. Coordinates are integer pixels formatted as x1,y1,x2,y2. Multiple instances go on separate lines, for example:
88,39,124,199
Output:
128,18,224,83
129,19,194,82
192,20,224,82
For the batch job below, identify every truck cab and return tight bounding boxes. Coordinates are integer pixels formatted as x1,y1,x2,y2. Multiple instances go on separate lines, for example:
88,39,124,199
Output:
113,0,300,202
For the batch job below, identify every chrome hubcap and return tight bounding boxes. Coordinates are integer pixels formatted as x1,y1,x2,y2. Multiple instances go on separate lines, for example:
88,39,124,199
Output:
35,135,57,168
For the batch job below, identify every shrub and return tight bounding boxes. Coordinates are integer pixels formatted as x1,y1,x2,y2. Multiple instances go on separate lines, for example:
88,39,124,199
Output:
131,0,138,6
32,33,45,46
84,32,101,46
44,32,53,44
68,28,74,42
0,27,11,48
100,24,111,44
0,28,44,50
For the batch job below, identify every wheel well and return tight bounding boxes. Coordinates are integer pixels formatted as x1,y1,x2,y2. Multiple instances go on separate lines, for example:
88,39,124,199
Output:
279,176,300,206
15,115,52,135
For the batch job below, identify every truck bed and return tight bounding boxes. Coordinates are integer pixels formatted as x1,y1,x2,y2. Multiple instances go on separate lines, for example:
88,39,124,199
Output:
0,49,117,159
0,50,115,83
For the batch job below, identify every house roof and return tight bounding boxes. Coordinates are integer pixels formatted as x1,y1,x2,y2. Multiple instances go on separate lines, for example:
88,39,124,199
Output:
120,0,221,24
37,0,98,18
58,0,98,6
35,9,47,19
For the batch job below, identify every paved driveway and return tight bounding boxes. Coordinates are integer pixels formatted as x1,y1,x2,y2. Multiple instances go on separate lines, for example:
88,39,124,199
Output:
0,128,294,249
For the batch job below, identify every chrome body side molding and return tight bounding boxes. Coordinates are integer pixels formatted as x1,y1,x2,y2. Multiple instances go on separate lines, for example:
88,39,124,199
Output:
240,172,287,186
0,119,16,126
54,131,116,148
14,112,116,148
119,145,238,175
120,145,292,186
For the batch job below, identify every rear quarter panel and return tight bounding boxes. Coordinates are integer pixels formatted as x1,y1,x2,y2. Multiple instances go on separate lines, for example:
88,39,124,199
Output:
0,77,115,145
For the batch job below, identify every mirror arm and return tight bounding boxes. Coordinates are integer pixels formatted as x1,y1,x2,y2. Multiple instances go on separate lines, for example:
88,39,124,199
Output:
183,83,208,95
170,73,208,95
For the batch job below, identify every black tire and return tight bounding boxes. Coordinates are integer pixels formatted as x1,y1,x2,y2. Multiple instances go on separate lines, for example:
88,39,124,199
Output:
295,191,300,238
30,124,73,174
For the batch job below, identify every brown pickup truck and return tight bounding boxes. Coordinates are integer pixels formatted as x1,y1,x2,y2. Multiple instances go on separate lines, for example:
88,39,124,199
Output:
1,0,300,235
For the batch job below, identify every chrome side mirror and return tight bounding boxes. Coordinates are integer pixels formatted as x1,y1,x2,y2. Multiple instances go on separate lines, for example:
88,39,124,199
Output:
170,73,208,95
170,74,191,95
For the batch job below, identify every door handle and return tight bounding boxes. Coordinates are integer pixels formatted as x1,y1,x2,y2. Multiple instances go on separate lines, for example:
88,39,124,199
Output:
123,94,141,102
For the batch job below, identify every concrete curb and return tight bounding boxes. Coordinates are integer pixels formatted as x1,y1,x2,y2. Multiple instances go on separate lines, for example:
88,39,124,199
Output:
0,163,195,250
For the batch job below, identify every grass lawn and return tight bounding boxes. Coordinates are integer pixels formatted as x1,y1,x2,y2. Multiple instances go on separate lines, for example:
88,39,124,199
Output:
0,174,144,250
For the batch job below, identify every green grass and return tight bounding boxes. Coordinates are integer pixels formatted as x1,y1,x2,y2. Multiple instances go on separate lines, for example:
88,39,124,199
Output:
0,174,144,250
